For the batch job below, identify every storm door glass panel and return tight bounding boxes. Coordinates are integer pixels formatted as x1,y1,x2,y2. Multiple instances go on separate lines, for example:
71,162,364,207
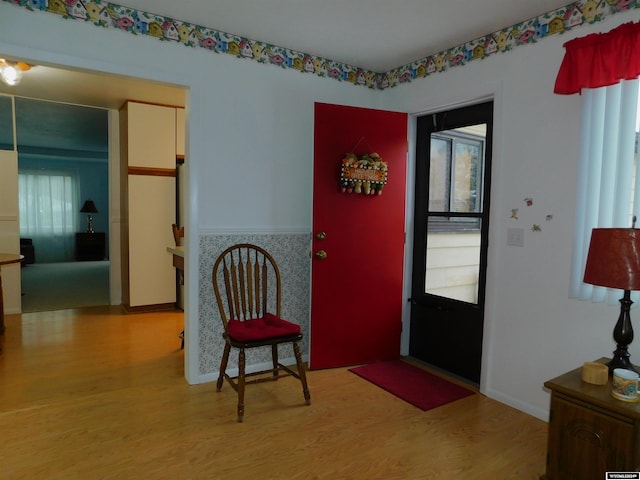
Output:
428,137,451,212
452,137,482,213
0,95,14,150
424,125,486,304
425,222,482,304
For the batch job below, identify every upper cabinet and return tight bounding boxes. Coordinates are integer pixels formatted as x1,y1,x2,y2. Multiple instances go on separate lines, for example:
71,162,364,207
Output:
123,102,176,169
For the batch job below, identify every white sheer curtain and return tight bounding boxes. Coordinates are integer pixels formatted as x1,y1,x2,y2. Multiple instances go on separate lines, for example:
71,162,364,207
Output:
569,79,640,303
19,169,80,263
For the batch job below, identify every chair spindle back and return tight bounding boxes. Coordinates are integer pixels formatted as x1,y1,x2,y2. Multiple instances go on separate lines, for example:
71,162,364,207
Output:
213,244,282,331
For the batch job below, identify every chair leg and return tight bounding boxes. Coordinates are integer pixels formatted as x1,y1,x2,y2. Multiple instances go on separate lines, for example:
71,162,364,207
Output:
217,343,231,392
237,349,246,422
271,344,279,380
293,342,311,406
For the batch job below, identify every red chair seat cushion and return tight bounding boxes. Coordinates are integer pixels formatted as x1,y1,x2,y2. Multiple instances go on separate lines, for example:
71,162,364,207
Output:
227,313,301,342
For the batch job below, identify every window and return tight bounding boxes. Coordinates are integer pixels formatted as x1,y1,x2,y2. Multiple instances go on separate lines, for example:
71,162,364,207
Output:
19,170,79,262
428,126,485,232
569,81,640,303
554,21,640,303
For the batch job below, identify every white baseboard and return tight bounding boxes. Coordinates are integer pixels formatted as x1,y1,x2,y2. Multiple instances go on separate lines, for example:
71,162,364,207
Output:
483,387,549,422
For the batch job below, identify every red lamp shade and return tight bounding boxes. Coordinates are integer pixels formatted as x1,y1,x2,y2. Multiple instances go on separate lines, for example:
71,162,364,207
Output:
583,228,640,291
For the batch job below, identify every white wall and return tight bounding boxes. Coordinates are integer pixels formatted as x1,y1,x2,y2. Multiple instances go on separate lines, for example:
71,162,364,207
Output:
192,52,381,232
3,2,639,420
382,9,640,419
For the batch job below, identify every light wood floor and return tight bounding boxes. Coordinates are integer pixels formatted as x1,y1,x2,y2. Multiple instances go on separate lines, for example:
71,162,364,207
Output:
0,306,548,479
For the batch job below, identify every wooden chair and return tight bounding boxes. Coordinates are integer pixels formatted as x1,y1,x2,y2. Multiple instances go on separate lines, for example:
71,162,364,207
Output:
172,223,184,246
172,224,185,348
212,243,311,422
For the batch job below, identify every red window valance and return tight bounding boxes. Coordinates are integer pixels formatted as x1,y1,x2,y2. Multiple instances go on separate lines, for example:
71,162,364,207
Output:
554,21,640,95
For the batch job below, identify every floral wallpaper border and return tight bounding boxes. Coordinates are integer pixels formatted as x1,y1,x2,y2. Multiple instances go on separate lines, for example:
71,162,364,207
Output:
3,0,639,90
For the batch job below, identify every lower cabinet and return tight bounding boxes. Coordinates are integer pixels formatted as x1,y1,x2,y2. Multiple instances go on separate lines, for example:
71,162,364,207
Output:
125,175,176,308
541,360,640,480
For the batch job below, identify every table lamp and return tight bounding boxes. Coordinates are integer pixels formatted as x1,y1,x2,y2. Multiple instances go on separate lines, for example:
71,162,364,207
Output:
583,227,640,374
80,199,98,233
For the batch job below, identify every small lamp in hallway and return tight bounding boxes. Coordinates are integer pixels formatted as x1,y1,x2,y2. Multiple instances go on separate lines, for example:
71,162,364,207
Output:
80,199,98,233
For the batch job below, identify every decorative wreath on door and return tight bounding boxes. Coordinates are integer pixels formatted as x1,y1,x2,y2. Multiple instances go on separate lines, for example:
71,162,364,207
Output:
339,152,388,195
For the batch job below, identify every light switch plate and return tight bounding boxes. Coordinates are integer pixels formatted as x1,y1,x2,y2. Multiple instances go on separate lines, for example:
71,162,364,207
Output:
507,228,524,247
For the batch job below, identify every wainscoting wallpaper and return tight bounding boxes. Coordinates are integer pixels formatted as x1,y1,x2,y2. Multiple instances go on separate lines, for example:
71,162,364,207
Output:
198,233,311,376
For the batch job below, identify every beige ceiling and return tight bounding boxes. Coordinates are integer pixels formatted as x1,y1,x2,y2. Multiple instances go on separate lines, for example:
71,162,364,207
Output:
0,64,186,111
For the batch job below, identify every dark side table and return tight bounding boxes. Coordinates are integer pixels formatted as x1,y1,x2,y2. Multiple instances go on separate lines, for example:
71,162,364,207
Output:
75,232,105,261
541,358,640,479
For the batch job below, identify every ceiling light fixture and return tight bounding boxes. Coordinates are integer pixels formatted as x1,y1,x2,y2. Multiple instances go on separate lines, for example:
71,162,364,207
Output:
0,59,31,86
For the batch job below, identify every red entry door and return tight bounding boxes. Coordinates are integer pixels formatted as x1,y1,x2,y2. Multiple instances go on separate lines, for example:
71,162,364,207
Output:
310,103,408,369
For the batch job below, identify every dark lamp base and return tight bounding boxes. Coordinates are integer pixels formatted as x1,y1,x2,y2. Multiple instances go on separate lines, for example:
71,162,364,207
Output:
607,290,637,374
608,355,639,374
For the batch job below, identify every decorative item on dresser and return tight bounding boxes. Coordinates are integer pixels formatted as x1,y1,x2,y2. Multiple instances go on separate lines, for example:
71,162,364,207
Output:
540,359,640,480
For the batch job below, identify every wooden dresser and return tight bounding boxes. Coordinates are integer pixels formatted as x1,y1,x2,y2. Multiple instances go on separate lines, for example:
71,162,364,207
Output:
541,358,640,479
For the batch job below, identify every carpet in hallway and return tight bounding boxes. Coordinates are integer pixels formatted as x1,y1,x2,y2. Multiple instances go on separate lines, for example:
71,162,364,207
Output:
20,261,110,312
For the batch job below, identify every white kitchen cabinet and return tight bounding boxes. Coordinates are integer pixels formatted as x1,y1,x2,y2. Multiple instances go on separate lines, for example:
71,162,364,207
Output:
120,101,180,310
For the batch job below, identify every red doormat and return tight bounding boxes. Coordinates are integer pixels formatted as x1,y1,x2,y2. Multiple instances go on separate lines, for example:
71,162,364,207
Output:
349,359,475,411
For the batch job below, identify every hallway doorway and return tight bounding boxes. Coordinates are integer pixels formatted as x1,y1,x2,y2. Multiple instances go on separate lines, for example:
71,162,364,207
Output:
15,97,110,312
